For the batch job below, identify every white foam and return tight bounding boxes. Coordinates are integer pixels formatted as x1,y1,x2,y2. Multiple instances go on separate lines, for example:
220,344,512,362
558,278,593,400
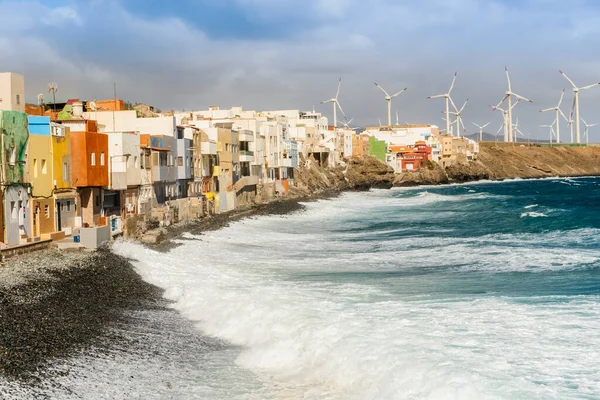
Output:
521,211,548,218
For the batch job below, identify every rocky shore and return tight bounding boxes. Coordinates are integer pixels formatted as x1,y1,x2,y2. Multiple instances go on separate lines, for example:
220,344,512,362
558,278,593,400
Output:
394,143,600,187
0,249,165,382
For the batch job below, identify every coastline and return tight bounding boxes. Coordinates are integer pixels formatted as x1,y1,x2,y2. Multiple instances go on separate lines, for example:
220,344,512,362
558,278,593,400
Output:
2,147,598,386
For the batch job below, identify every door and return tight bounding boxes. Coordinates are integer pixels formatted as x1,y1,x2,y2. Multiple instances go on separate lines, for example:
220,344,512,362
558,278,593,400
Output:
56,201,62,231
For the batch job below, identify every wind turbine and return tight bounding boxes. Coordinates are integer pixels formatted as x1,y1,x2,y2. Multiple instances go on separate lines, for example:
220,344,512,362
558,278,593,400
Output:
491,98,521,142
374,82,407,126
559,70,600,144
539,89,568,144
513,118,527,142
427,72,457,137
494,67,533,142
449,98,468,136
472,121,491,142
321,77,343,128
540,119,557,145
581,118,598,145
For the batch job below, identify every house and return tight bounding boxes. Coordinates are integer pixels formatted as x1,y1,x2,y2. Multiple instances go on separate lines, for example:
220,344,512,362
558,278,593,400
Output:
64,119,109,228
1,110,32,246
28,116,75,238
0,72,25,113
216,125,238,212
105,131,142,220
175,126,193,198
140,134,176,205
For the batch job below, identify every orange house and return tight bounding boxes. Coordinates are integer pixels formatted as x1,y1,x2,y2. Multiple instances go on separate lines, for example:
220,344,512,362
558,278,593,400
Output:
63,119,109,227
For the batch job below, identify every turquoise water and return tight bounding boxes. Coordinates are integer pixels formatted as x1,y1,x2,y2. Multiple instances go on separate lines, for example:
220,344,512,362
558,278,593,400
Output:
35,177,600,399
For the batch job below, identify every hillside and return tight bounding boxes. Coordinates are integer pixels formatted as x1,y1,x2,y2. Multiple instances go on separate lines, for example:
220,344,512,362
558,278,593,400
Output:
395,143,600,186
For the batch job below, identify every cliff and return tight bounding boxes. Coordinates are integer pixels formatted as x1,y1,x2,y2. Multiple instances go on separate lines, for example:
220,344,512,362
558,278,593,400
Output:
395,144,600,186
291,155,395,197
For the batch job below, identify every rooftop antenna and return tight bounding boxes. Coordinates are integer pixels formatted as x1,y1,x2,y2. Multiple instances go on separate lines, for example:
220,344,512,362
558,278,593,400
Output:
559,70,600,144
494,67,533,143
428,72,457,136
113,82,117,132
374,82,407,126
539,89,568,144
48,82,58,114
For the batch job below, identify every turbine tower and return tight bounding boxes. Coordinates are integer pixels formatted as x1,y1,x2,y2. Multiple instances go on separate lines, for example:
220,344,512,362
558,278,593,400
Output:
427,72,457,137
539,89,568,144
472,121,491,142
581,118,598,145
494,67,533,142
374,82,407,126
321,77,342,128
559,70,600,144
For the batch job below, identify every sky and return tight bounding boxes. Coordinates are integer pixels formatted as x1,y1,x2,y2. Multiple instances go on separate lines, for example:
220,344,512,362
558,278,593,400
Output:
3,0,600,141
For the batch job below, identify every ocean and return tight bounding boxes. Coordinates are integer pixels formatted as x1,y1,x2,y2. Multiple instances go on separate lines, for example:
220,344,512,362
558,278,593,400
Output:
7,177,600,399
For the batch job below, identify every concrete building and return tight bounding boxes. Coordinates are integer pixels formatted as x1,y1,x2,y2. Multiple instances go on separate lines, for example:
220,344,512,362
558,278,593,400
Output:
105,131,141,219
64,119,109,228
216,126,239,212
0,72,25,113
1,110,31,246
175,126,193,198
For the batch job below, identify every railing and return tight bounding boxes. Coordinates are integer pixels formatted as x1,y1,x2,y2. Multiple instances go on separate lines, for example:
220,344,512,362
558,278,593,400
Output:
240,150,254,156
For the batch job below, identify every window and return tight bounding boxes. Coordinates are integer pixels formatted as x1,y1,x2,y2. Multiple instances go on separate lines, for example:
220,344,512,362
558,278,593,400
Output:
91,153,96,166
63,162,69,182
10,201,16,220
134,156,138,168
67,200,71,212
33,159,38,179
177,156,183,167
96,195,100,207
8,147,16,165
44,205,50,219
100,152,105,166
41,159,47,174
16,94,20,105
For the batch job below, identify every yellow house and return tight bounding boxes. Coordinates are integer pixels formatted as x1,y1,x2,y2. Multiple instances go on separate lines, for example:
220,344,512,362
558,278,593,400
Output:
27,116,75,238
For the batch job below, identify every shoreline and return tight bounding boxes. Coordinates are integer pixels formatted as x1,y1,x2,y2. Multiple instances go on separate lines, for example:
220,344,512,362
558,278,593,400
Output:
1,172,597,386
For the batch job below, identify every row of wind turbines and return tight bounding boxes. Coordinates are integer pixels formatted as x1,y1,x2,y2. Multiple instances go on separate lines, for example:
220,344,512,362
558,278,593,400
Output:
321,68,600,144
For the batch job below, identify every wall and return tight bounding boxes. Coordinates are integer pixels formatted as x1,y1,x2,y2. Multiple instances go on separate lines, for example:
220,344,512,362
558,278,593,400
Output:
28,134,53,198
32,198,55,236
71,130,109,188
1,110,29,184
3,186,32,246
94,99,125,111
52,126,72,190
107,132,141,190
0,73,25,113
369,136,387,162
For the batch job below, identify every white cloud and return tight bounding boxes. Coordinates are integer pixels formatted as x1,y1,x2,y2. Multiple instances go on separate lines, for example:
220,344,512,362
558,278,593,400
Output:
41,6,82,26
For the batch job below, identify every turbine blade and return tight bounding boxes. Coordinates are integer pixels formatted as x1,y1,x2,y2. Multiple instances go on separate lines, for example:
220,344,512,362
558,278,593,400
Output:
336,77,342,99
336,101,347,120
511,93,533,103
558,88,565,108
580,82,600,91
497,125,503,134
559,109,568,122
448,72,457,94
582,118,587,126
460,118,466,132
459,98,469,113
374,82,390,97
427,94,445,99
540,107,555,112
559,70,578,89
391,88,407,98
449,96,459,112
505,66,512,92
471,122,479,128
483,122,491,128
494,95,509,109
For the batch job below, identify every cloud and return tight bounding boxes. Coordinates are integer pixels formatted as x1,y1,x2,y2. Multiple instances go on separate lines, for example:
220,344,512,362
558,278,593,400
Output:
4,0,600,140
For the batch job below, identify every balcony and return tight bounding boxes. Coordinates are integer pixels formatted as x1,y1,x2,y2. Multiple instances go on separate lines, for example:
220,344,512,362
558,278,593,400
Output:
239,150,254,162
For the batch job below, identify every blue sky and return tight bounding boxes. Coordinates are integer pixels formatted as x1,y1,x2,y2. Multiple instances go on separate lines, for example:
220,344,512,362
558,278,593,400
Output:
3,0,600,140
